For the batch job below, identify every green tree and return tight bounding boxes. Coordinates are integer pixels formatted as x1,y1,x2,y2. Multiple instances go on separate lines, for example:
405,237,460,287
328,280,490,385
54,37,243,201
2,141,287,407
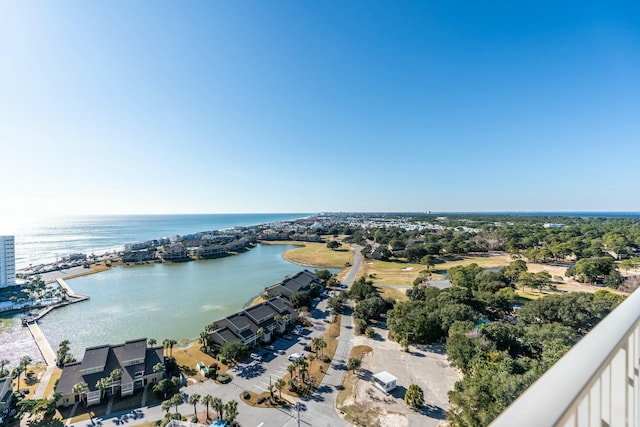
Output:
212,396,224,420
72,382,88,404
405,384,425,409
0,358,9,376
56,340,76,368
170,392,183,414
347,357,361,374
219,340,247,365
533,271,552,293
275,378,285,399
290,291,312,309
15,356,32,391
188,393,201,418
327,240,341,250
109,368,123,395
161,399,172,416
349,277,378,301
201,394,213,421
224,400,239,424
148,338,157,347
421,255,437,271
315,269,333,283
354,295,387,321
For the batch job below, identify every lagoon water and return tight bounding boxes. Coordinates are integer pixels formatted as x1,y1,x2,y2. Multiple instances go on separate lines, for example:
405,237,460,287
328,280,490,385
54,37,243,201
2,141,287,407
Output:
35,243,304,359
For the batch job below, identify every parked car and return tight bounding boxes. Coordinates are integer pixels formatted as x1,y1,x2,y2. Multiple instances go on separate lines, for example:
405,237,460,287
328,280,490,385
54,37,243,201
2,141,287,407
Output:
250,353,262,361
303,344,312,352
266,345,276,351
284,334,294,341
288,352,305,361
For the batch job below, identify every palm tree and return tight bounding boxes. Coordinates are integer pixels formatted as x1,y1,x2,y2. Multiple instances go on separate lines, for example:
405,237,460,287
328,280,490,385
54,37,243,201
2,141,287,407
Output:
161,399,172,416
188,393,201,418
256,327,265,344
109,368,123,395
212,396,224,420
162,339,170,358
298,359,309,382
199,331,209,351
167,339,177,359
347,357,361,374
315,337,327,358
170,393,183,414
275,378,285,399
311,337,321,354
96,377,109,400
286,363,296,380
201,394,213,421
267,383,275,401
0,359,9,376
224,400,238,424
148,338,157,347
15,356,32,390
72,382,88,404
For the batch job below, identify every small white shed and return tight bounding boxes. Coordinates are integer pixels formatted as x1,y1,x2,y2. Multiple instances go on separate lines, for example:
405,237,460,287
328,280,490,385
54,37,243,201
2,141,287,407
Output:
372,371,398,393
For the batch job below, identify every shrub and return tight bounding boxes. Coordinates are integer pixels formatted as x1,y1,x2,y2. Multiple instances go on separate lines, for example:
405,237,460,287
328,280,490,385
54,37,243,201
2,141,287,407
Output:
242,391,250,400
256,396,267,404
216,373,231,384
365,327,375,338
322,355,330,363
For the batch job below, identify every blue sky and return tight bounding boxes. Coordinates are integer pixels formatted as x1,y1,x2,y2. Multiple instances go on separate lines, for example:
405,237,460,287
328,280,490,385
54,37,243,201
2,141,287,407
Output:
1,1,639,216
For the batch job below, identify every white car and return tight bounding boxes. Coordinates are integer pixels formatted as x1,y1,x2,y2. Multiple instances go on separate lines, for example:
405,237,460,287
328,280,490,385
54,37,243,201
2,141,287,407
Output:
288,352,305,361
265,345,276,351
250,353,262,361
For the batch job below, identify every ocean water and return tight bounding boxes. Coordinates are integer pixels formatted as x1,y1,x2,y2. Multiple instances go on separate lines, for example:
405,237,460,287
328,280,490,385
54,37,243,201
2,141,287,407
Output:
0,213,310,269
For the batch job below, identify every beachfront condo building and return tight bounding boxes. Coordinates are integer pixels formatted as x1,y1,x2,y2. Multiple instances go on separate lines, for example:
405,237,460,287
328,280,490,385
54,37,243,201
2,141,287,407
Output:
0,235,15,287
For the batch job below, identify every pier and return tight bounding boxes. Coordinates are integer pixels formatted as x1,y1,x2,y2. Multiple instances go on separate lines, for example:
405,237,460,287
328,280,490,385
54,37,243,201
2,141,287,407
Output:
26,321,56,366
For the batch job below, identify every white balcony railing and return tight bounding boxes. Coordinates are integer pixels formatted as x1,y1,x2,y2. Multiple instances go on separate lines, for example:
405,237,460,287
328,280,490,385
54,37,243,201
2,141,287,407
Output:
491,288,640,427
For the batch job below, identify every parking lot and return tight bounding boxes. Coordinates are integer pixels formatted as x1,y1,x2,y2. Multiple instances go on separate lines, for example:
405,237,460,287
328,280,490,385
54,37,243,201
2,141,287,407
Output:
231,299,330,395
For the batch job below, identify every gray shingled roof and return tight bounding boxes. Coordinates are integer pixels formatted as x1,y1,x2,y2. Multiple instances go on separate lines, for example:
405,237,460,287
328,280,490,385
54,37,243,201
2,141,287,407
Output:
80,345,110,372
211,327,241,346
244,302,278,325
267,296,293,314
122,339,147,364
226,312,258,333
56,340,163,396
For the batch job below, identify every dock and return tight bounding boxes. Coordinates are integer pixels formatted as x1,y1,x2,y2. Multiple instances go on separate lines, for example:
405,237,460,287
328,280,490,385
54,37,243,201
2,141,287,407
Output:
26,321,56,366
57,278,89,299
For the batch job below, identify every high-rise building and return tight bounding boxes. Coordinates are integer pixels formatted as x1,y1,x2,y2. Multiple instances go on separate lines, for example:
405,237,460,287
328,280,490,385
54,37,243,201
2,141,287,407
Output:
0,235,16,287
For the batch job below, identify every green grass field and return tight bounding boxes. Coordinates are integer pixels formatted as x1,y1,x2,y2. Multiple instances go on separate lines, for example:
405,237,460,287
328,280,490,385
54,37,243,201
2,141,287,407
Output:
364,254,514,286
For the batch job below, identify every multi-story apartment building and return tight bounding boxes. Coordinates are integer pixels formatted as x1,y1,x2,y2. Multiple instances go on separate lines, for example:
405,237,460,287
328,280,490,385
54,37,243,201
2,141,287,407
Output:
0,236,15,287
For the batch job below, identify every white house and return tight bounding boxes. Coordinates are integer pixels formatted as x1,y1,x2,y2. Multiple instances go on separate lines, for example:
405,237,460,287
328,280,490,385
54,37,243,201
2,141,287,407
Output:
372,371,397,394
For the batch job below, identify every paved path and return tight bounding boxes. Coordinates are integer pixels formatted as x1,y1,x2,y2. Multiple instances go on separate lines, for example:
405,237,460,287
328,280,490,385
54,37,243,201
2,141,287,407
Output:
33,365,56,398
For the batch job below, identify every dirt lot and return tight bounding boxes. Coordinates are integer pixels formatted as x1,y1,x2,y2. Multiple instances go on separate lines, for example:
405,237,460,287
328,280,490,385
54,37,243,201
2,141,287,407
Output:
342,323,461,427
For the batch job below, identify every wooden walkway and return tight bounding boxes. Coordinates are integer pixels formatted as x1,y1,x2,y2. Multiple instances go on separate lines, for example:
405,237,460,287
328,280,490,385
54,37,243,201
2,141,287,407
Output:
27,321,56,366
22,277,90,367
